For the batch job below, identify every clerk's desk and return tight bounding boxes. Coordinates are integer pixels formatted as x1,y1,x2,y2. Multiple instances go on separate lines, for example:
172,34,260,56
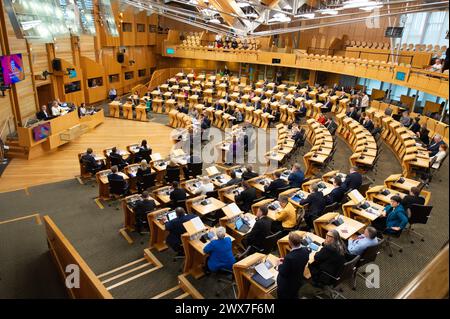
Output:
147,207,173,251
181,220,235,279
96,169,129,200
233,253,279,299
17,109,104,159
277,230,325,279
122,194,160,232
384,174,431,204
313,212,365,240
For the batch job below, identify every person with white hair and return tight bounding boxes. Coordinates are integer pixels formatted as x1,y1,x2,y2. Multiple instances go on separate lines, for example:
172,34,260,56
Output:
427,134,445,157
195,176,214,195
203,226,235,272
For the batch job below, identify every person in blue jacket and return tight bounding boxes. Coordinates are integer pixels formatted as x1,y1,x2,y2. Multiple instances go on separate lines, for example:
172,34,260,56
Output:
287,163,305,188
372,195,408,235
203,226,235,272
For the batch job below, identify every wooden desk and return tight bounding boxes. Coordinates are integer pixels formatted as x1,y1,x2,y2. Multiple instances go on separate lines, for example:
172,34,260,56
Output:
135,105,147,121
96,170,129,200
191,197,227,216
108,101,121,118
122,194,160,231
122,103,133,120
147,208,172,251
233,253,278,299
313,212,365,240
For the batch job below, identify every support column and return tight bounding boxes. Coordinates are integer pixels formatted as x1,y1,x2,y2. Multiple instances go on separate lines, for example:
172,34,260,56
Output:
440,100,448,122
308,70,317,86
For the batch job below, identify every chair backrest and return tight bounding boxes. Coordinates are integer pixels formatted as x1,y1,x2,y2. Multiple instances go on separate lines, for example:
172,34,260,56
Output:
261,231,283,254
109,179,127,196
358,182,371,196
165,167,181,183
358,238,384,267
335,255,360,286
141,172,157,189
323,202,339,214
205,190,219,199
188,162,203,177
409,204,433,225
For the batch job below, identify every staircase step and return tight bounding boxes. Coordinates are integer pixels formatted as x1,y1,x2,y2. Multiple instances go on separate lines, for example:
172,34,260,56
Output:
6,151,27,159
6,140,20,146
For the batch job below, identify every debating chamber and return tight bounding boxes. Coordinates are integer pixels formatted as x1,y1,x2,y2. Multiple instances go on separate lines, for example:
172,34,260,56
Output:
0,0,449,302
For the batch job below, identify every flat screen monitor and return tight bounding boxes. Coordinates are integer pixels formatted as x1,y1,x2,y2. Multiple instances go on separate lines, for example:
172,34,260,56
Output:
272,58,281,64
395,71,406,81
68,69,77,79
0,54,25,85
385,27,404,38
166,48,175,55
33,122,51,141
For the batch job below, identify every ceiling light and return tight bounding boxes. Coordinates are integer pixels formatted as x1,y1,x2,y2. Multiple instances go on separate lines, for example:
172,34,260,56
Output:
209,18,221,24
320,9,339,15
237,2,251,8
359,5,383,11
245,13,259,18
283,4,293,10
296,13,315,19
343,1,382,9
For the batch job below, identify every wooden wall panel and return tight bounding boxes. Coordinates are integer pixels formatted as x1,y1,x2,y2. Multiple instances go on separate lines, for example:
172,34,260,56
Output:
54,37,74,66
29,41,51,87
79,35,97,62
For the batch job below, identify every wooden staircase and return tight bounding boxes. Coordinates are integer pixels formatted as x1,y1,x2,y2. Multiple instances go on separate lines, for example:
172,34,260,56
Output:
5,138,28,159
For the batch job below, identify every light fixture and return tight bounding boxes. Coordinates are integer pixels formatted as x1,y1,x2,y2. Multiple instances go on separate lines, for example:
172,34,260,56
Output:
237,2,251,8
319,9,339,15
296,13,315,19
209,18,221,24
283,4,293,10
359,5,383,11
343,1,382,9
245,13,259,18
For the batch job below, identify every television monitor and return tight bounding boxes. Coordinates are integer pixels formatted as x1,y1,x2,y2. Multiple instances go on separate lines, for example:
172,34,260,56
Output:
166,48,175,55
385,27,404,38
272,58,281,64
395,71,406,81
68,69,77,79
33,122,51,141
0,54,25,85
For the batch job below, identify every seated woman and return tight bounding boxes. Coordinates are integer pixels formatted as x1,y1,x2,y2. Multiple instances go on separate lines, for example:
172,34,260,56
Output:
203,226,235,272
134,139,152,163
371,195,408,236
136,160,153,193
309,229,347,287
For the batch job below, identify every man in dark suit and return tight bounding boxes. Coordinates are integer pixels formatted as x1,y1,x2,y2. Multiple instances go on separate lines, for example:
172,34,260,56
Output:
401,186,425,210
109,147,128,170
427,135,445,157
223,171,242,187
80,148,105,174
107,165,129,195
36,105,51,121
276,232,309,299
325,176,345,205
300,183,327,229
243,206,272,249
342,167,363,191
242,165,258,180
163,207,197,254
346,106,359,120
169,181,187,208
264,171,287,197
287,163,305,188
133,191,156,233
362,115,374,132
235,181,257,212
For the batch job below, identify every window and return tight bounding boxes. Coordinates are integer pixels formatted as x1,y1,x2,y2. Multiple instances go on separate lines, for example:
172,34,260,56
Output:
358,78,381,95
397,11,449,46
122,22,132,32
148,24,157,33
124,71,134,80
108,74,119,83
87,77,103,88
137,24,145,32
138,69,146,77
64,81,81,94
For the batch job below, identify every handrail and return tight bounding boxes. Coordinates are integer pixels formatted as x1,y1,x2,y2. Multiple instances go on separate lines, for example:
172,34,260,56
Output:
0,116,13,141
395,244,448,299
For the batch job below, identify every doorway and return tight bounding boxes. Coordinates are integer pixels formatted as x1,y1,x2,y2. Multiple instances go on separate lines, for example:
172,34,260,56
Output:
36,84,54,107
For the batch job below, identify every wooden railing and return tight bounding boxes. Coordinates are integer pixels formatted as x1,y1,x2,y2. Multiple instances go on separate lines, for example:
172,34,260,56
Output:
396,244,449,299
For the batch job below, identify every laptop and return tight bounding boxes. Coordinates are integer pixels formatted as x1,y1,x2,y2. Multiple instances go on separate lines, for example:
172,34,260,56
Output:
235,217,250,233
167,211,177,221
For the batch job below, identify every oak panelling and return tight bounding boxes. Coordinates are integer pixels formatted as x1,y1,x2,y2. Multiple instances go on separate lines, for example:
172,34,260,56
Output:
135,11,148,46
79,35,97,62
80,57,107,104
54,37,74,66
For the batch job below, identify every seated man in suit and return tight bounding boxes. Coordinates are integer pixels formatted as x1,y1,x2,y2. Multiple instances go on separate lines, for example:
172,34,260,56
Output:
80,148,105,174
203,226,235,272
299,183,327,230
325,176,345,205
272,195,297,233
109,147,129,170
169,181,187,208
346,106,359,120
264,171,287,197
276,232,309,299
401,186,425,210
235,181,257,213
163,207,197,255
427,134,445,157
36,105,52,121
242,165,258,180
107,165,128,195
287,163,305,188
223,171,242,187
362,115,374,132
133,191,156,234
409,117,421,134
342,166,363,192
242,206,272,250
347,226,379,256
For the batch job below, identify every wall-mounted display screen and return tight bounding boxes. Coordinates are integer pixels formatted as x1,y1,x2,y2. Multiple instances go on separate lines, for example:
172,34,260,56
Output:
0,54,25,85
395,71,406,81
65,81,81,94
166,48,175,55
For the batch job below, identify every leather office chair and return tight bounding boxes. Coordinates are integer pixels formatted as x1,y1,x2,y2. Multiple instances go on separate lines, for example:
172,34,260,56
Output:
165,166,181,183
383,229,403,257
254,231,283,255
187,162,203,178
137,171,157,193
352,238,384,290
406,204,432,243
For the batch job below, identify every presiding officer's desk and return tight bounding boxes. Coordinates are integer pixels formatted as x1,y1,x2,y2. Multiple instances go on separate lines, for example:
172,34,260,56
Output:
96,169,129,200
233,253,278,299
122,194,160,232
277,230,325,279
147,208,172,251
